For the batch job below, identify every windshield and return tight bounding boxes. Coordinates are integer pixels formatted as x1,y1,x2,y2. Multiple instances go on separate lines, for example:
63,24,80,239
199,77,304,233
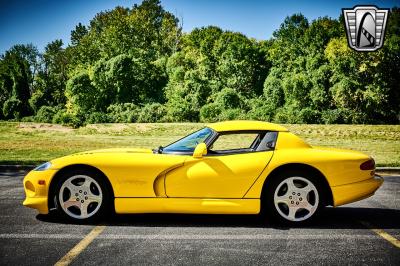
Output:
162,127,213,153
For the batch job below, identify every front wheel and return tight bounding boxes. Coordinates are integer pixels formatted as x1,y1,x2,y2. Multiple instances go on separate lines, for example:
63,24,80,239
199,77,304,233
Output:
263,171,322,224
54,170,110,222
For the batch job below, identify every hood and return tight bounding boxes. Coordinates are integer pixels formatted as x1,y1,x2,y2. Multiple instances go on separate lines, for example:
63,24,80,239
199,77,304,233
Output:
49,147,155,170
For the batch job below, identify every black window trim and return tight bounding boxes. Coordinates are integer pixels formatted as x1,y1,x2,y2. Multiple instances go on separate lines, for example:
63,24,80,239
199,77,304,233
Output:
161,129,278,156
205,130,277,157
161,127,218,155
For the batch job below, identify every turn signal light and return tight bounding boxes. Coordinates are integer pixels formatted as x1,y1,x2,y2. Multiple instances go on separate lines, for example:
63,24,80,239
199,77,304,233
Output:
360,159,375,170
38,180,46,185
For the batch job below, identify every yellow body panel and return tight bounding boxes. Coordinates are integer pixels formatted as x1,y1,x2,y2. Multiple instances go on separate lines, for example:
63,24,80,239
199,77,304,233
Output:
115,198,259,214
331,175,383,206
22,169,57,214
244,131,381,206
50,150,186,197
165,151,273,198
22,121,383,216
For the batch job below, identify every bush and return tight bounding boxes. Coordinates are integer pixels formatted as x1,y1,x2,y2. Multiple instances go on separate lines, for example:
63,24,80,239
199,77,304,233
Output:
165,100,200,122
20,116,35,122
274,106,299,123
86,112,110,124
219,108,245,120
200,103,222,122
35,106,59,123
137,103,167,123
321,109,344,124
52,109,83,128
298,107,321,123
273,106,321,124
215,88,242,109
246,98,275,121
2,97,22,119
107,103,139,123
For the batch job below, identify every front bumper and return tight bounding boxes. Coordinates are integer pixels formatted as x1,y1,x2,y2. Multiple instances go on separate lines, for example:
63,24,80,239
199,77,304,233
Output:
331,175,384,207
22,169,57,214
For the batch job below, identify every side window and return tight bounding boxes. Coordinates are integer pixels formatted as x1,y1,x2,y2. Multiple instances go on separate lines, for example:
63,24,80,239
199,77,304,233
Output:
256,131,278,151
162,127,213,153
209,133,260,154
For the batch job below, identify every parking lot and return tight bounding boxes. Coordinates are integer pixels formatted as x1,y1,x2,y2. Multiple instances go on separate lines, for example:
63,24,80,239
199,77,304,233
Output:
0,169,399,265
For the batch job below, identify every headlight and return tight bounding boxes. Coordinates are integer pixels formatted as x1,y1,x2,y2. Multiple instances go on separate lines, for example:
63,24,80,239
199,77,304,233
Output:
33,162,52,171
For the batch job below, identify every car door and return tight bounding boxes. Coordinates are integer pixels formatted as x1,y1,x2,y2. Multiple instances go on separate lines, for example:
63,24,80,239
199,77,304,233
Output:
165,132,275,198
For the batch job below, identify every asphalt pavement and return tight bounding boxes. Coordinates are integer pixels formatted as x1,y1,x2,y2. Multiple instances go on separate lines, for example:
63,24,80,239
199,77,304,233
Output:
0,170,399,265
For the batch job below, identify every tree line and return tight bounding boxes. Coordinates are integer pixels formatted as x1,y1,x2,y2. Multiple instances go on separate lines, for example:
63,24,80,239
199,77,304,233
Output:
1,0,399,127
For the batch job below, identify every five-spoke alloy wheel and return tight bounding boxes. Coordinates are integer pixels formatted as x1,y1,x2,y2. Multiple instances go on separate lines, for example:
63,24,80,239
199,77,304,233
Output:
54,169,111,222
263,170,323,224
273,176,319,222
59,175,103,219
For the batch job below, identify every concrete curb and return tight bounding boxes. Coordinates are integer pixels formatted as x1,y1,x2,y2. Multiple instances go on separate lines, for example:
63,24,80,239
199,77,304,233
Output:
0,165,35,171
375,167,400,175
0,165,399,174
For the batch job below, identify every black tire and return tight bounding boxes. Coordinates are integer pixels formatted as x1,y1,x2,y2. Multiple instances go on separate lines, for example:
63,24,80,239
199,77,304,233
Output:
53,168,112,223
262,169,324,225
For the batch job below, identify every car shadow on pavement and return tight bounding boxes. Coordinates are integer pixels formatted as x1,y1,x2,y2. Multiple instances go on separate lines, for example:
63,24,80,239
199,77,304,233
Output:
37,206,400,229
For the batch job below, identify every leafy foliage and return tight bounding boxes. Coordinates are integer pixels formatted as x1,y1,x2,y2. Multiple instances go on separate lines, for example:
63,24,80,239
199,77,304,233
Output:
0,1,399,125
107,103,139,123
35,105,60,123
137,103,167,122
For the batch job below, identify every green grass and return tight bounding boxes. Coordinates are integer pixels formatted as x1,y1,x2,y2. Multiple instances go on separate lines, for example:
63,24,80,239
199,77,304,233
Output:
0,122,399,166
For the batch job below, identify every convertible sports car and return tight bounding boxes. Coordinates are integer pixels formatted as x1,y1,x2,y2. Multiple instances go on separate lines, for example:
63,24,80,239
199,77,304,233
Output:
23,120,383,224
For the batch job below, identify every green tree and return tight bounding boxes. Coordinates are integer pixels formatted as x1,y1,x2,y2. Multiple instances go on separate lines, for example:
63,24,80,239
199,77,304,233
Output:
71,23,88,46
0,45,35,118
30,40,69,113
65,71,98,114
92,53,166,106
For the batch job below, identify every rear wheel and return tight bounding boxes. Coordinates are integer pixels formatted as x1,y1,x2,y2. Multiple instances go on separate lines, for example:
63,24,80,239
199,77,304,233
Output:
263,170,322,224
54,169,111,222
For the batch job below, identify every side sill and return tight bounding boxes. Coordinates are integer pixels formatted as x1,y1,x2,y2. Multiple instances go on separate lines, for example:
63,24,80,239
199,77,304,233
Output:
115,198,260,214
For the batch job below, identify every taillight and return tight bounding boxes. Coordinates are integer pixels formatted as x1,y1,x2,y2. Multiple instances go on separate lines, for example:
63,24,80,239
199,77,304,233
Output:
360,159,375,170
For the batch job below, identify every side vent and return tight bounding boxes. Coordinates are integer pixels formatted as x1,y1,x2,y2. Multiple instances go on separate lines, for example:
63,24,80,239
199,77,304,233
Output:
153,173,166,197
152,163,184,197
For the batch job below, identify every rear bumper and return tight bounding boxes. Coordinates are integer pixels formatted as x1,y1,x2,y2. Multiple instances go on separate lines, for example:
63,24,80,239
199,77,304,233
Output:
331,175,383,207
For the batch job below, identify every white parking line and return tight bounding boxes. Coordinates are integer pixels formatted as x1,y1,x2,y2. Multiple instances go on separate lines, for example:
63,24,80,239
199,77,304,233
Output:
0,233,394,240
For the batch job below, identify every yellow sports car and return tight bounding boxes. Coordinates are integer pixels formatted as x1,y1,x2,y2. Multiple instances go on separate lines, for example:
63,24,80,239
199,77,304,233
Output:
23,120,383,224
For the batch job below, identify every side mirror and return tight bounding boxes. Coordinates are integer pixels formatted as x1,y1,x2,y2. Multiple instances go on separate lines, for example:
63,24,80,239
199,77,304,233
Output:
193,143,207,158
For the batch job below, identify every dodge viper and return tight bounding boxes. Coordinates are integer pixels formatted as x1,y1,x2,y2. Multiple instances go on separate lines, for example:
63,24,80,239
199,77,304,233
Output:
23,120,383,224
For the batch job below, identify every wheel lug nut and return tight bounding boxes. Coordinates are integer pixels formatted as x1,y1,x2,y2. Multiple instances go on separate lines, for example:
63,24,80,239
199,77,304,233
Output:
292,192,295,195
296,202,299,205
297,193,300,196
85,196,88,200
291,201,294,204
76,198,79,201
84,191,87,195
75,193,78,196
81,200,84,203
289,196,292,199
79,190,82,193
299,197,302,201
